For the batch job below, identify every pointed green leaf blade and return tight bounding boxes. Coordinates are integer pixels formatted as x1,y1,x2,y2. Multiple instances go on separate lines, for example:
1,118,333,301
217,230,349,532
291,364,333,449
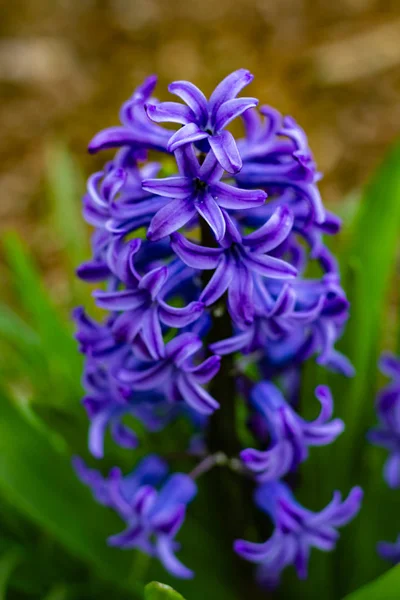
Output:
0,386,141,597
342,566,400,600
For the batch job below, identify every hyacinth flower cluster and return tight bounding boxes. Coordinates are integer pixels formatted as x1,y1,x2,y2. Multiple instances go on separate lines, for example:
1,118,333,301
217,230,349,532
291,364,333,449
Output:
369,353,400,564
74,70,362,585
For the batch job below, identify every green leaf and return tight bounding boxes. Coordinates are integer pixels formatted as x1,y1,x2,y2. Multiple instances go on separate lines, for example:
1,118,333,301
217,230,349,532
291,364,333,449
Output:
342,566,400,600
329,141,400,596
45,141,88,271
145,582,186,600
2,233,82,405
336,141,400,478
0,547,23,599
0,386,141,597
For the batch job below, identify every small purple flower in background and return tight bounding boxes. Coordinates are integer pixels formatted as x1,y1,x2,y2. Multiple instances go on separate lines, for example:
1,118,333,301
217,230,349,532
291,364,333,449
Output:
368,353,400,488
378,536,400,564
240,382,344,481
74,455,197,578
234,482,363,587
74,69,361,583
369,352,400,565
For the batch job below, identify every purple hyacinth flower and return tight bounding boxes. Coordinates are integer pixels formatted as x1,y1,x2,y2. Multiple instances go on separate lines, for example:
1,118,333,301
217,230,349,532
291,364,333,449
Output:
378,535,400,563
117,332,221,415
88,76,171,154
171,206,297,327
74,455,197,578
240,382,344,481
146,69,257,173
234,481,363,587
93,239,204,360
142,144,266,242
368,353,400,488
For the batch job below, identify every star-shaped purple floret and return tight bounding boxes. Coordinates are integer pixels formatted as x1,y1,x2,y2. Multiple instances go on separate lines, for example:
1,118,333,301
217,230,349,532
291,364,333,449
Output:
117,332,221,415
146,68,258,173
142,144,266,242
171,206,297,327
93,238,203,360
240,382,344,481
74,455,197,579
234,481,363,587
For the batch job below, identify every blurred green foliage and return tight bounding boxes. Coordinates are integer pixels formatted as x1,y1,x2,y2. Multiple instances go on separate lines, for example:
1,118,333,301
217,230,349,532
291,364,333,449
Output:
1,141,400,599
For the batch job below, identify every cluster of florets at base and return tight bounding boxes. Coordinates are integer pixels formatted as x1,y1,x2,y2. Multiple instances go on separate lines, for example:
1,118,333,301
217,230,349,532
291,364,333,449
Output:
74,69,362,585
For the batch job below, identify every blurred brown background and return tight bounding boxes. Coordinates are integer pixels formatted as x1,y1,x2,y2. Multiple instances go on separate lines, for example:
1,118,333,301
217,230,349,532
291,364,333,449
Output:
1,0,400,272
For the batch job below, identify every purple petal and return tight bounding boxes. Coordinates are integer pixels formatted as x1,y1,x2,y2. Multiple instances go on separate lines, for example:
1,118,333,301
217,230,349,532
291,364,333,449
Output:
112,307,146,343
153,506,186,536
209,131,242,174
88,412,110,459
152,473,197,512
210,181,266,209
93,289,146,311
384,454,400,488
142,176,193,199
170,233,222,269
241,442,294,481
108,525,144,549
243,206,294,253
215,97,258,131
146,101,195,125
267,284,296,317
168,123,208,152
313,385,334,423
186,355,221,383
88,127,141,154
227,262,254,326
166,333,202,365
107,237,141,286
159,300,204,328
147,197,197,241
76,260,110,282
174,144,200,178
302,419,344,446
141,305,165,359
233,538,274,564
199,149,225,183
196,193,226,241
156,535,194,579
210,329,254,355
168,80,208,125
111,421,139,449
200,253,234,306
139,266,168,299
380,353,400,379
209,69,254,119
242,252,297,279
177,374,219,414
101,168,127,202
118,361,171,388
